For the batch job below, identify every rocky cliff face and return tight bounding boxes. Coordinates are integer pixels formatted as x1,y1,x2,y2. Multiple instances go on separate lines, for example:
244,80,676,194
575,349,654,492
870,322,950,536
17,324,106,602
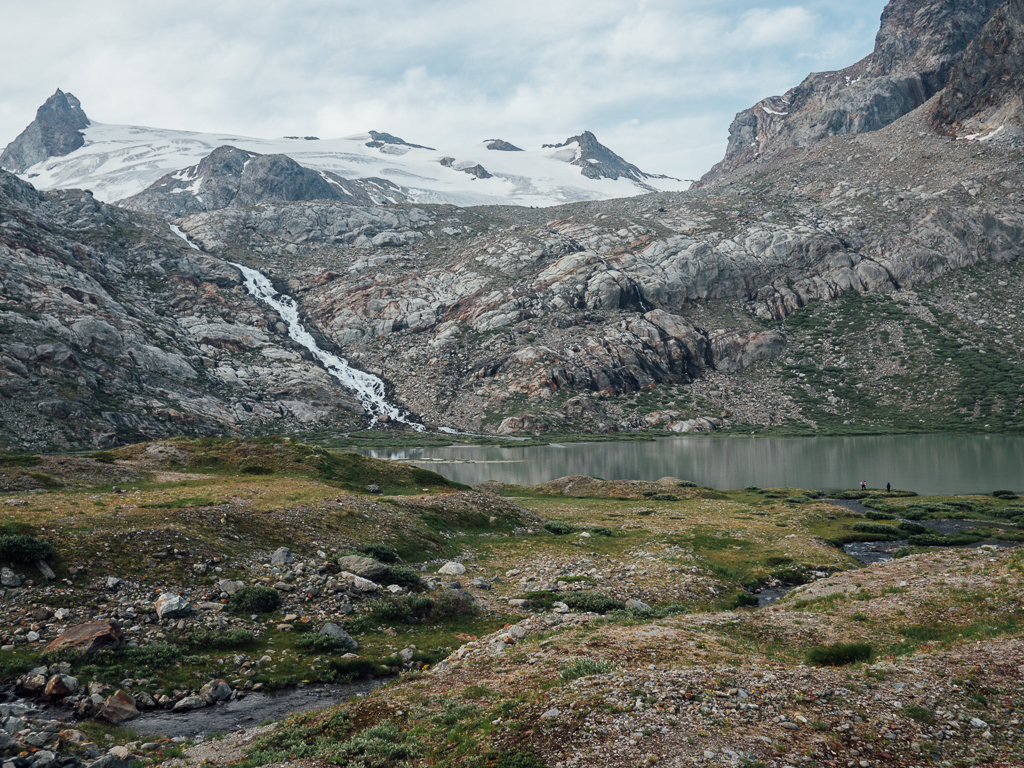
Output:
0,169,367,452
698,0,1003,186
120,145,404,218
929,0,1024,141
0,90,90,173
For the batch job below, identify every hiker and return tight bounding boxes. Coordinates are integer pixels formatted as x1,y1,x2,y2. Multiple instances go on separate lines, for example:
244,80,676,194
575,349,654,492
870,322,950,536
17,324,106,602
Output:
861,480,867,490
887,482,891,493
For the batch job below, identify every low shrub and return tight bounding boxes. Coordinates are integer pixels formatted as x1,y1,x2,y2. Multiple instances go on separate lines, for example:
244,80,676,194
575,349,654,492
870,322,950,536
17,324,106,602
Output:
87,451,116,464
806,642,872,667
651,493,678,501
851,522,899,535
589,526,614,537
730,591,760,609
432,591,478,620
175,629,255,651
560,657,615,682
0,534,54,564
994,490,1019,499
562,592,626,614
297,634,354,654
368,594,435,623
0,454,41,468
381,565,423,589
358,544,400,564
785,495,810,504
897,521,928,535
903,706,936,724
492,752,547,768
908,532,985,547
543,520,577,535
229,585,281,614
240,464,273,475
865,511,895,520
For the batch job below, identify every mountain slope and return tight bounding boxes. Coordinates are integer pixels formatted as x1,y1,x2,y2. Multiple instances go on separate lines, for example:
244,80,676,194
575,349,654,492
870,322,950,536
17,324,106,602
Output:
1,98,687,208
697,0,1003,186
0,169,370,452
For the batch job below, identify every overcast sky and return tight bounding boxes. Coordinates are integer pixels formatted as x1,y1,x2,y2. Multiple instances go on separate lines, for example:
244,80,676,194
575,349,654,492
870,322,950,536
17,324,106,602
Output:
1,0,888,181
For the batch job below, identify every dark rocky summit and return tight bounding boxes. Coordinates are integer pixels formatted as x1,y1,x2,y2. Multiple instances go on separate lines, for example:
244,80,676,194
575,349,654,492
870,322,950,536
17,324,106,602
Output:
0,89,90,173
546,130,663,188
484,139,524,151
698,0,1004,186
364,130,435,151
119,145,402,217
929,0,1024,140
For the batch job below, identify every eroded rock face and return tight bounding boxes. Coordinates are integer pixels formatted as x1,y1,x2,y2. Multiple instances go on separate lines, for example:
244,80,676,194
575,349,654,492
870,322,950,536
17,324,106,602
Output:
929,0,1024,141
698,0,1003,185
0,90,89,173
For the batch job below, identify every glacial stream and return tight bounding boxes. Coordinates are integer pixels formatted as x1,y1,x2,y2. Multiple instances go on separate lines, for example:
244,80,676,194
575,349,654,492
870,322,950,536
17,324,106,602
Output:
169,225,423,429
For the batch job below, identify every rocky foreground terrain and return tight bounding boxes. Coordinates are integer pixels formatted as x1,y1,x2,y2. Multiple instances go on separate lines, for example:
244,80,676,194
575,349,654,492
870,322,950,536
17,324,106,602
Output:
0,438,1022,767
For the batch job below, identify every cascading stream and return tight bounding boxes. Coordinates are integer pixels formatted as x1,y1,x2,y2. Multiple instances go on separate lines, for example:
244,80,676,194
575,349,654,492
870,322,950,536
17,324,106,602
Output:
169,225,424,430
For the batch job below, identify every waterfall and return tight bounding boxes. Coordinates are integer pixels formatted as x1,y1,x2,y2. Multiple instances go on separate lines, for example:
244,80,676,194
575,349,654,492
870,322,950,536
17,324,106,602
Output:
169,225,424,430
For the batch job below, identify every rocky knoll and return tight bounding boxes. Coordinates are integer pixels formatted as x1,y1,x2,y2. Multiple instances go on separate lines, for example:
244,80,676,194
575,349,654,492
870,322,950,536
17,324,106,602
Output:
697,0,1003,185
120,144,405,218
929,0,1024,141
0,90,90,174
0,169,367,452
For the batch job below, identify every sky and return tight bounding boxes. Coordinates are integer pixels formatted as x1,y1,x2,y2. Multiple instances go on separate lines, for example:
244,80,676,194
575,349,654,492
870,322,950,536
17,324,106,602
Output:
0,0,889,181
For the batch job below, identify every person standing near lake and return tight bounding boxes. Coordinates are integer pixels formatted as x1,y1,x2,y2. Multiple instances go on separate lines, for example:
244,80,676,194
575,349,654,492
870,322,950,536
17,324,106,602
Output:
887,482,891,493
861,480,867,490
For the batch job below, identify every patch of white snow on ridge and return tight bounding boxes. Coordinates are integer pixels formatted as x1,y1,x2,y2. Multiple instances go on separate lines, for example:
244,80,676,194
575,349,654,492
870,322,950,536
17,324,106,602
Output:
168,224,200,250
19,122,689,207
762,108,788,116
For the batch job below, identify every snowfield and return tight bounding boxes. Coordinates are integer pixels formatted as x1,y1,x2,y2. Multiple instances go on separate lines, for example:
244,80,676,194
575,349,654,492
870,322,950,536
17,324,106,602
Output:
19,122,689,207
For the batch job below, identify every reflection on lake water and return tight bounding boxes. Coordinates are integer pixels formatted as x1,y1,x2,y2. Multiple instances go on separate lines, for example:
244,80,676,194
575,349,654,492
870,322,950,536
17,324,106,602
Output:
359,434,1024,495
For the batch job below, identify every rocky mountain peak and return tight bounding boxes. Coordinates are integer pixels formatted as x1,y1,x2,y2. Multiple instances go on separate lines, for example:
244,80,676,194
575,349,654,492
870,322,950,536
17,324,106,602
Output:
484,139,524,151
545,130,657,187
365,130,436,152
928,0,1024,142
0,89,90,173
696,0,1003,186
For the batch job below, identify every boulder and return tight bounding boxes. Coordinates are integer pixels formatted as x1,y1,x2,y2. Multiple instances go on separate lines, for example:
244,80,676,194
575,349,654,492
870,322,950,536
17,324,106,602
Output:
437,561,466,576
100,690,139,723
155,593,191,620
626,598,653,612
173,695,208,712
217,578,245,595
319,623,359,651
336,555,389,582
1,567,22,587
43,674,79,699
44,620,122,655
341,572,379,592
199,679,232,704
16,672,48,695
365,484,382,494
271,547,294,566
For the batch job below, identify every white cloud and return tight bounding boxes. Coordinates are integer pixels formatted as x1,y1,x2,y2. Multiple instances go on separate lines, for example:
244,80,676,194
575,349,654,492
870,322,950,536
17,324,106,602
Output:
0,0,888,181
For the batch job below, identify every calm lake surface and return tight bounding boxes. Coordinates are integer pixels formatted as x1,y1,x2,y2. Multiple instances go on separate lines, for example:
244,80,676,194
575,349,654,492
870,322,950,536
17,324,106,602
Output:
359,434,1024,495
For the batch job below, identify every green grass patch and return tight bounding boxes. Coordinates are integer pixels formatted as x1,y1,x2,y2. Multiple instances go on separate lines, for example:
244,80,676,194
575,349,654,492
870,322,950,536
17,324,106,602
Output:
806,642,873,667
